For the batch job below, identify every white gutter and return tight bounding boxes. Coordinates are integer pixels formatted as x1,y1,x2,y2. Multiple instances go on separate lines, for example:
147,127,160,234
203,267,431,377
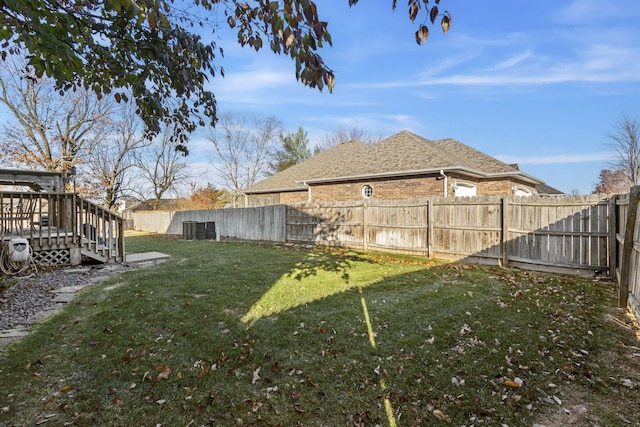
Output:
302,181,311,202
298,165,544,186
439,169,448,197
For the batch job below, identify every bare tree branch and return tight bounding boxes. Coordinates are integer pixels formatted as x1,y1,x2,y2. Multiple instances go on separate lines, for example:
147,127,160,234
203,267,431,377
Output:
133,126,191,209
315,126,382,152
0,55,113,174
85,103,150,208
206,112,283,204
610,114,640,186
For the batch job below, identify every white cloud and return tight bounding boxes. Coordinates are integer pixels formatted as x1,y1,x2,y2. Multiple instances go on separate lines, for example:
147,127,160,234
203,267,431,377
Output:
555,0,620,24
487,50,536,72
305,113,417,137
212,69,294,103
495,152,616,165
352,39,640,89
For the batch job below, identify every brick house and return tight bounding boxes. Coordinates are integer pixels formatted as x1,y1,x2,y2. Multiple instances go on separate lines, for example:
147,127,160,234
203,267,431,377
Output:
243,130,553,207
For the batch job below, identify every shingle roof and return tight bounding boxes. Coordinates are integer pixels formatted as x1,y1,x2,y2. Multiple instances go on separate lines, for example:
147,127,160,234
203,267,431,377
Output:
535,183,565,195
349,131,518,176
244,130,544,193
244,139,370,193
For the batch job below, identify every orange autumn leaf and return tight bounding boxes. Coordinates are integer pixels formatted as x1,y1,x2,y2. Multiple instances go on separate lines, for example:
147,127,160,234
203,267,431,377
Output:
504,378,521,388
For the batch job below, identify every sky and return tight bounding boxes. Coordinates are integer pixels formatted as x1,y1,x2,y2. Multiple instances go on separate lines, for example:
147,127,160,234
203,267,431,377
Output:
183,0,640,195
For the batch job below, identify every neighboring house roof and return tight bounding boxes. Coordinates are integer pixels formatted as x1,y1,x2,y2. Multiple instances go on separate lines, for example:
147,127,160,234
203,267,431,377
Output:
535,183,565,196
244,130,545,194
123,199,181,212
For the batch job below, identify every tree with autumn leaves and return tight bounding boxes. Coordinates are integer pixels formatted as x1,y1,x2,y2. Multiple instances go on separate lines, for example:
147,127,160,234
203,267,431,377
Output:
0,0,451,148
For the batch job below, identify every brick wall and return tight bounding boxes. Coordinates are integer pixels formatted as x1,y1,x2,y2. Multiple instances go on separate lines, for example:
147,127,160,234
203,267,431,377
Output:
310,175,445,202
447,174,535,196
246,175,537,205
281,191,308,204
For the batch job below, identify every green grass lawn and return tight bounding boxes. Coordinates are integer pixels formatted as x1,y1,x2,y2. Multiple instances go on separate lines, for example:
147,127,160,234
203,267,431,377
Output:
1,234,639,426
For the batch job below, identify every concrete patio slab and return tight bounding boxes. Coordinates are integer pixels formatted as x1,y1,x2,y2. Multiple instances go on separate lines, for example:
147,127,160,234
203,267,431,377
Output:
125,251,171,263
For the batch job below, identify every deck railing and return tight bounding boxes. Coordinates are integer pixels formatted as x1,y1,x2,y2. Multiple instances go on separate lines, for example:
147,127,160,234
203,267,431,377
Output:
76,195,125,262
0,191,124,264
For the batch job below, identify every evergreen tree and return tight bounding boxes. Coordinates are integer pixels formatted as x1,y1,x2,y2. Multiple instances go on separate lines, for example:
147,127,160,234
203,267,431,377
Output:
269,127,314,174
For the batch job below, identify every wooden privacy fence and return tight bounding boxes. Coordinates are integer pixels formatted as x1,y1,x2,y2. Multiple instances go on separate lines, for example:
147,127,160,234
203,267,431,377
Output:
129,205,287,242
614,187,640,320
286,195,611,275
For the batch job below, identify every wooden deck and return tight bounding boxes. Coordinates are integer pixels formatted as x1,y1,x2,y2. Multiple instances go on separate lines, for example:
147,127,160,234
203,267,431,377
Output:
0,191,124,269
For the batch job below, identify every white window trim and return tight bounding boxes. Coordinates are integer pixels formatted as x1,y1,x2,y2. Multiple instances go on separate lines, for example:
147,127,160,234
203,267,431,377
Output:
362,184,373,199
513,186,533,197
452,181,477,197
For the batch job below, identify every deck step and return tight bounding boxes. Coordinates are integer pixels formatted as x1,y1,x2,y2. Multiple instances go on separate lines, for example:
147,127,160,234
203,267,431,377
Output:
81,248,109,263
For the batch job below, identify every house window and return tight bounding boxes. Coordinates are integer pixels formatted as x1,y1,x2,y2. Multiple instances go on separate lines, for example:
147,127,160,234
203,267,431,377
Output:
453,182,476,197
513,186,533,197
362,185,373,198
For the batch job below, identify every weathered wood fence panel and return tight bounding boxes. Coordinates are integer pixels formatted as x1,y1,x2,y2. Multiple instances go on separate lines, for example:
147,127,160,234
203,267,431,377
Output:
615,193,630,285
615,188,640,320
365,200,429,253
132,196,611,274
286,202,364,248
506,196,610,271
430,197,502,261
132,206,287,242
283,196,611,273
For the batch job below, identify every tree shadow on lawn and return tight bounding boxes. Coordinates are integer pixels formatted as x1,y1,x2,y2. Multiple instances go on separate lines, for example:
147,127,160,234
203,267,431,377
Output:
237,259,632,427
240,247,423,326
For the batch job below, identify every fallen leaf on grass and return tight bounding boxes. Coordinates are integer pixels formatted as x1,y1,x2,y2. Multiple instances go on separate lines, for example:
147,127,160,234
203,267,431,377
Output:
197,365,210,379
433,409,450,422
621,378,635,389
504,378,523,388
252,367,261,384
451,377,465,386
156,365,171,380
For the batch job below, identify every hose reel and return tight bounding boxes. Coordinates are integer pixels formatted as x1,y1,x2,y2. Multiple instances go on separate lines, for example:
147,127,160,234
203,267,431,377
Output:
1,237,36,275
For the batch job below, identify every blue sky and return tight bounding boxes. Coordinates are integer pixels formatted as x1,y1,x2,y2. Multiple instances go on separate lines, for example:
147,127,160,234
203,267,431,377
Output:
187,0,640,195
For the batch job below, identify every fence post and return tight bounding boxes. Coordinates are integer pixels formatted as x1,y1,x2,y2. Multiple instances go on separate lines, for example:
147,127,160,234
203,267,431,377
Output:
501,197,509,268
608,196,618,279
427,199,433,258
362,201,368,251
619,186,640,308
